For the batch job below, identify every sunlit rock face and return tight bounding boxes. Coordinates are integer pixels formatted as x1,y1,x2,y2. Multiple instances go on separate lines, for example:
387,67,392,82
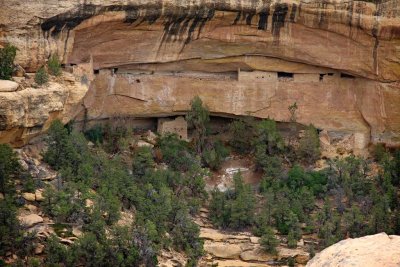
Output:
307,233,400,267
1,0,400,149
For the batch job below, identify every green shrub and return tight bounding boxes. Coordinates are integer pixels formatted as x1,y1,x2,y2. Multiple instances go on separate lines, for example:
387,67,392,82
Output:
0,44,17,80
84,125,104,144
260,227,279,255
298,124,320,164
34,66,49,85
203,140,229,170
186,96,210,154
209,173,255,229
228,117,256,154
47,54,62,76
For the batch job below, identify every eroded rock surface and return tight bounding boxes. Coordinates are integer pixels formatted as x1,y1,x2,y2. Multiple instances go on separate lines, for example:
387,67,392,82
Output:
1,0,400,149
307,233,400,267
0,74,88,146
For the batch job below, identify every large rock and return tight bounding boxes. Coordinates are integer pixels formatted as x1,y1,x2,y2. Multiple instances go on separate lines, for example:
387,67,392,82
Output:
0,80,88,146
0,0,400,150
0,80,18,92
18,214,43,227
307,233,400,267
204,241,242,259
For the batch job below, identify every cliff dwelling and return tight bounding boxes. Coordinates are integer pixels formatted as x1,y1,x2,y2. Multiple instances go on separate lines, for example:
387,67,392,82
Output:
1,1,400,267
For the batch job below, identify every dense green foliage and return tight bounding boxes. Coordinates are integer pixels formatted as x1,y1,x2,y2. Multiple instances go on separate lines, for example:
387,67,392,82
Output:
0,144,37,259
186,96,210,154
47,54,62,76
0,44,17,80
298,124,321,164
40,120,207,266
35,66,49,85
209,173,256,229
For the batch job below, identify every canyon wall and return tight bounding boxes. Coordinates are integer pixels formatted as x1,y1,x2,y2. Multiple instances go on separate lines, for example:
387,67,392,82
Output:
1,0,400,150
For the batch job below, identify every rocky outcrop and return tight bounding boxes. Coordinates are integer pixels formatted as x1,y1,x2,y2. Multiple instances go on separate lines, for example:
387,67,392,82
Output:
0,80,19,92
307,233,400,267
0,74,87,146
1,0,400,149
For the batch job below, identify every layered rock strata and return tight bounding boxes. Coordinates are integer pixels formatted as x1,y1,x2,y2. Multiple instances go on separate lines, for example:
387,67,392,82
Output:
1,0,400,149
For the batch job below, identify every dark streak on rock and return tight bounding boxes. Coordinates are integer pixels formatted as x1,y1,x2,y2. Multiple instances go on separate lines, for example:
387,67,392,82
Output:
258,8,270,30
272,3,288,42
245,12,255,25
289,4,297,23
233,12,241,25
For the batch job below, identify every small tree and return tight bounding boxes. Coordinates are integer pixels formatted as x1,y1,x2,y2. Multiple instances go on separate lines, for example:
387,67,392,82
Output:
35,66,49,85
48,54,62,76
298,124,320,164
0,144,20,195
0,44,17,80
260,227,279,254
186,96,210,154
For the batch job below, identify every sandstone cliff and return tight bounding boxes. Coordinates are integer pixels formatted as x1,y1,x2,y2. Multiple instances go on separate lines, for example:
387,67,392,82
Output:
1,0,400,149
306,233,400,267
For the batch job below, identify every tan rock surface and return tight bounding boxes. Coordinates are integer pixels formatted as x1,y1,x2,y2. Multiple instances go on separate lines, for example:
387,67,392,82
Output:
18,214,43,227
306,233,400,267
204,241,242,259
0,80,19,92
0,77,88,146
22,193,36,202
0,0,400,149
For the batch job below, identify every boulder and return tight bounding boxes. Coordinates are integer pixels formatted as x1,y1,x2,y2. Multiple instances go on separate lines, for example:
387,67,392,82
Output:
137,140,154,148
35,190,44,201
0,192,4,200
18,214,43,227
0,80,18,92
22,192,36,202
240,247,272,262
212,260,271,267
34,243,44,254
278,247,310,264
72,226,83,237
204,241,242,259
307,233,400,267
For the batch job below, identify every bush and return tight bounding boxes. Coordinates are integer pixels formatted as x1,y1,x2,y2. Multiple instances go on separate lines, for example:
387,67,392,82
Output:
186,96,210,154
260,227,279,254
203,140,229,170
209,173,255,229
35,66,49,85
228,117,256,154
298,124,320,164
48,54,62,76
0,44,17,80
84,125,104,144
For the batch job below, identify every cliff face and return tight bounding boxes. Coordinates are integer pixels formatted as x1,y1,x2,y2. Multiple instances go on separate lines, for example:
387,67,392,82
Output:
1,0,400,149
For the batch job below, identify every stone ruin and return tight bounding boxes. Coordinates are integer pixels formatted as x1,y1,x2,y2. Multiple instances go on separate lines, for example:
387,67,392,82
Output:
157,116,188,140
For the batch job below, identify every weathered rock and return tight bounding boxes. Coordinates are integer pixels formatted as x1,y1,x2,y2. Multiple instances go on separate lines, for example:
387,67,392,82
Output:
212,259,272,267
35,189,44,201
0,80,18,92
204,241,242,259
137,140,154,148
200,228,249,242
34,243,44,254
72,227,83,237
307,233,400,267
240,247,272,262
278,247,310,264
18,214,43,227
0,80,88,146
22,192,36,202
0,0,399,151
